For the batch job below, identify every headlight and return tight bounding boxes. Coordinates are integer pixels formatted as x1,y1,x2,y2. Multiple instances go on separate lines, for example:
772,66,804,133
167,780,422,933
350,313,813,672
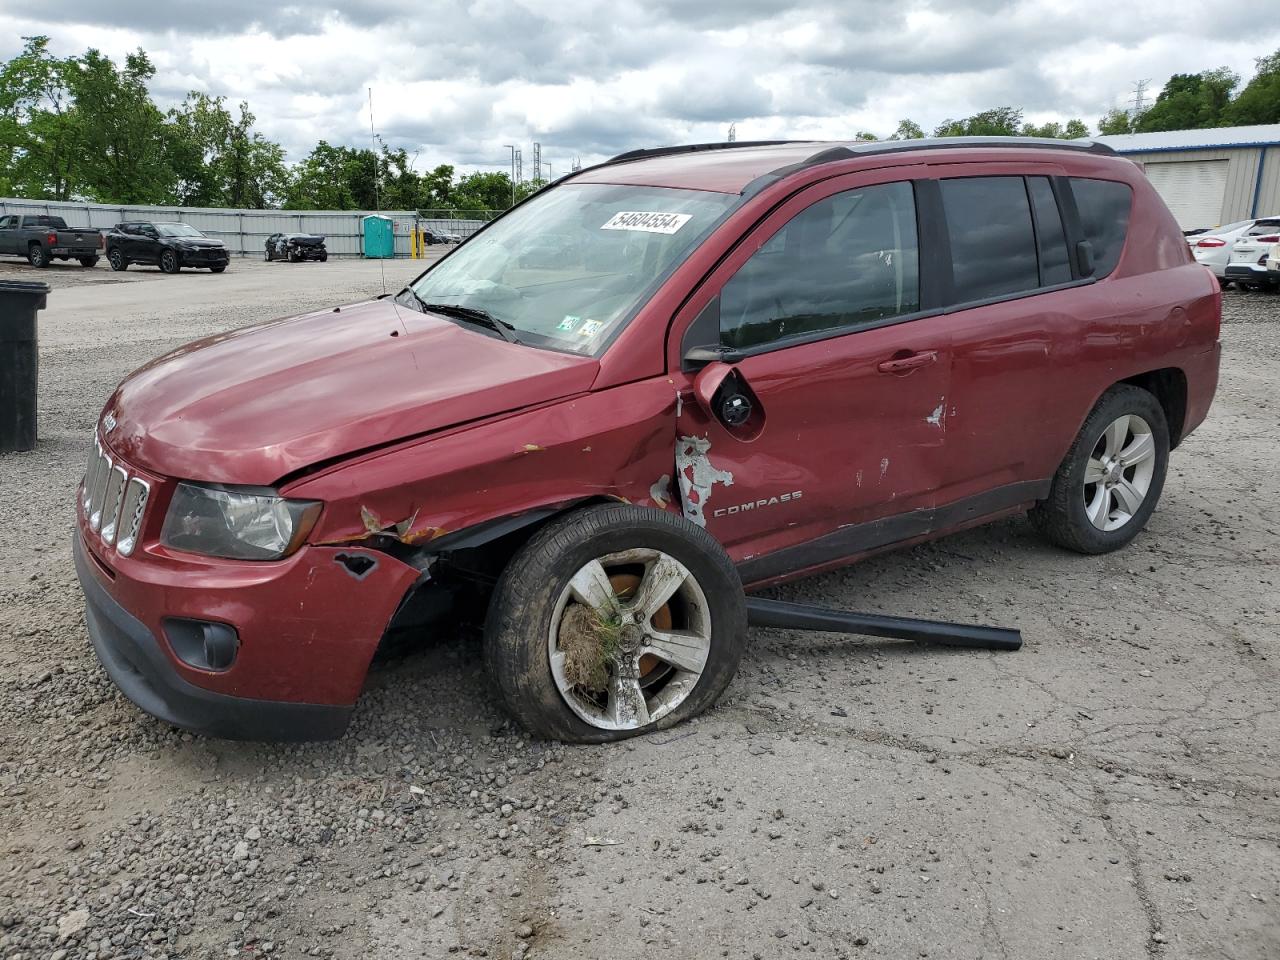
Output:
160,483,321,560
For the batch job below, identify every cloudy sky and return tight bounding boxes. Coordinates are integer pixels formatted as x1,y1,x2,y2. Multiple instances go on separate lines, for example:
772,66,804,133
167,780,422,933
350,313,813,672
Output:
8,1,1280,177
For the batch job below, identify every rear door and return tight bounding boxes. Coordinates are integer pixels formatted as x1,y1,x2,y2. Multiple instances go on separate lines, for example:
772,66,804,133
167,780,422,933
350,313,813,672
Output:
672,170,955,579
930,168,1132,506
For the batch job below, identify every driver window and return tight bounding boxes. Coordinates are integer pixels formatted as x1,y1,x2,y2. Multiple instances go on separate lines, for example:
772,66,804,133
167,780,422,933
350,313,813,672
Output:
0,217,13,229
720,181,919,350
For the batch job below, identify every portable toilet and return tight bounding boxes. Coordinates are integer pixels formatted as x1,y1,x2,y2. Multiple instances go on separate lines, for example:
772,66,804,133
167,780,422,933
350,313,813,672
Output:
361,215,395,258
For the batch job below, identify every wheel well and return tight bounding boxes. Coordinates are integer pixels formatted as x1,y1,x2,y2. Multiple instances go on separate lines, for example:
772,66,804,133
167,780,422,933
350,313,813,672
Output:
1121,367,1187,447
380,496,624,642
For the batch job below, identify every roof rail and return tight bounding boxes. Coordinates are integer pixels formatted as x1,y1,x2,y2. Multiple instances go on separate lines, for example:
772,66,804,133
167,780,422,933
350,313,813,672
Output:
769,136,1115,177
606,140,808,166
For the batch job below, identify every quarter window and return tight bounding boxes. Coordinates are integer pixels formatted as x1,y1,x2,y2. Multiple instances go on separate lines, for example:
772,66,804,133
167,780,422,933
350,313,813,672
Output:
1069,178,1132,277
720,181,919,350
941,177,1039,302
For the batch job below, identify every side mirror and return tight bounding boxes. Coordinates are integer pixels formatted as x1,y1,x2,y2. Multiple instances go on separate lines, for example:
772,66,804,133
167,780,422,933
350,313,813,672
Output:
691,361,766,440
1076,239,1095,278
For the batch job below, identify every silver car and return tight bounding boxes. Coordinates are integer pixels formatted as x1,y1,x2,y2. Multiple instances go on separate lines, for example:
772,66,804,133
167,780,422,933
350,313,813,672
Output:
1223,218,1280,290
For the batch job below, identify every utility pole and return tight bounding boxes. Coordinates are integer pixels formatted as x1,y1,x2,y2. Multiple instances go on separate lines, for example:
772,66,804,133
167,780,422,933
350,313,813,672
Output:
532,142,542,183
1130,79,1150,120
727,122,736,142
515,148,523,186
571,156,582,172
503,144,515,206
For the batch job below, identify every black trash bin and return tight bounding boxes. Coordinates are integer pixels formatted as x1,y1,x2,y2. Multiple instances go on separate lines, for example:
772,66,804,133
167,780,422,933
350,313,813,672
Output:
0,280,50,453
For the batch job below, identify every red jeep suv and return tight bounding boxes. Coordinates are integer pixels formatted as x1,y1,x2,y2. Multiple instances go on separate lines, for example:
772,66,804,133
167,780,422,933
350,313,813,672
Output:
75,137,1221,743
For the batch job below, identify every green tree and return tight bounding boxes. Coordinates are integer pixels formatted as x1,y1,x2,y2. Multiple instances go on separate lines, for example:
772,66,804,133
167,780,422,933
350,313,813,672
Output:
1097,108,1136,135
1022,118,1090,139
417,163,456,208
853,130,878,141
888,119,924,140
1136,68,1238,132
451,171,515,211
933,107,1023,137
0,36,81,199
69,48,174,203
1224,50,1280,125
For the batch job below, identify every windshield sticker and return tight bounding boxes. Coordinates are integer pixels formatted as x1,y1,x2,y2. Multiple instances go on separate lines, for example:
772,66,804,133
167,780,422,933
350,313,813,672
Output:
601,211,692,235
557,315,581,331
578,319,604,337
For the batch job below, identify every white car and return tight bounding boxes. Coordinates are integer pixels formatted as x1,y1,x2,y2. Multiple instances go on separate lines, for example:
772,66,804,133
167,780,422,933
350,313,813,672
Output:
1188,217,1276,284
1223,218,1280,290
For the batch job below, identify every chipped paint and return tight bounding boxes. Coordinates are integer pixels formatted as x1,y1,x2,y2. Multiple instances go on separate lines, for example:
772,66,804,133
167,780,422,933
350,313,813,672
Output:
879,458,890,481
855,469,863,488
926,401,944,427
521,443,545,453
361,506,418,539
649,474,672,509
674,389,684,418
675,435,734,527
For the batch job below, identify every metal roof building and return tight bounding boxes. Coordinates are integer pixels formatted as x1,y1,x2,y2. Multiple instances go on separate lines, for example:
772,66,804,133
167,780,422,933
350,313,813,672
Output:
1095,125,1280,230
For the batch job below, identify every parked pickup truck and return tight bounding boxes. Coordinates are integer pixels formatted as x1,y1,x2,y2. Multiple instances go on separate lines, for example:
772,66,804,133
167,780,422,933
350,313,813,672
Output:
0,214,102,268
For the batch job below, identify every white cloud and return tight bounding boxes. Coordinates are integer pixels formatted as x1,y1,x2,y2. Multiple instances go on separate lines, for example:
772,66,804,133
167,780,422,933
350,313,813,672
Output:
5,0,1279,177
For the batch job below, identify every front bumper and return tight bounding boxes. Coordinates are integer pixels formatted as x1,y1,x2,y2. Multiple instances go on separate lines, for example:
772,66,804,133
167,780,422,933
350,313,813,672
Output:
178,248,230,266
75,534,353,740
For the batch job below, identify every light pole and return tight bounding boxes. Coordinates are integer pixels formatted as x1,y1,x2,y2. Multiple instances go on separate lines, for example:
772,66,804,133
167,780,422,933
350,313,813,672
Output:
503,144,516,207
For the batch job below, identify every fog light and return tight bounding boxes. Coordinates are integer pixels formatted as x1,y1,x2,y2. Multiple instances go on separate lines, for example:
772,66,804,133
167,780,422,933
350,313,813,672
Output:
164,618,239,671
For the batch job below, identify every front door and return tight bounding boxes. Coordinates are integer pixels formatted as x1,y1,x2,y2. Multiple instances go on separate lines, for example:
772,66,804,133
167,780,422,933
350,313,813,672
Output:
672,172,954,582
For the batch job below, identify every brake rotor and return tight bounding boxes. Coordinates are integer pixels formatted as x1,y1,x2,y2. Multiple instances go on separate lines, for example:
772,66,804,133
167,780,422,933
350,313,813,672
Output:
609,572,670,678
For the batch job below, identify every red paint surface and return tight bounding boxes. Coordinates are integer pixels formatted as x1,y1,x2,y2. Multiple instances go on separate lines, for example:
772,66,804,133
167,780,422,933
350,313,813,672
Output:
83,142,1222,710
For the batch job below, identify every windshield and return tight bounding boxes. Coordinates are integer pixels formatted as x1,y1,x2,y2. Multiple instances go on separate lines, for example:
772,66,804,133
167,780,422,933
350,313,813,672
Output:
156,223,204,238
401,183,739,354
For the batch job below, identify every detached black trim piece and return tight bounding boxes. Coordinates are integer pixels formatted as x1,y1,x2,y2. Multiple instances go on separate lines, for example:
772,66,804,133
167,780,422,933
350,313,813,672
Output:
738,480,1048,585
745,597,1022,651
74,535,352,742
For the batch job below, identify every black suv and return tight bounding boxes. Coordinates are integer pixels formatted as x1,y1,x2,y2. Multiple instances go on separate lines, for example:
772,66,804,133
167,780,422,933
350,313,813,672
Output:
264,233,328,262
105,222,230,273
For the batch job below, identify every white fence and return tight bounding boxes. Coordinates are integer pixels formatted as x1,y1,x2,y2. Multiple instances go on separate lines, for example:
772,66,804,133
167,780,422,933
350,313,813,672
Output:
0,197,491,257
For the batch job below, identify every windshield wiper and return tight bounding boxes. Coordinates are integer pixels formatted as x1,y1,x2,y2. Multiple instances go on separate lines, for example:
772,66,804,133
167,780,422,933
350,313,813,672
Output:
414,297,522,344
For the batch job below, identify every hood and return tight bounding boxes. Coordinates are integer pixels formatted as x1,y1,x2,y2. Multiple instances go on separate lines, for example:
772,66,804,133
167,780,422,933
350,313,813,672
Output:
103,298,598,485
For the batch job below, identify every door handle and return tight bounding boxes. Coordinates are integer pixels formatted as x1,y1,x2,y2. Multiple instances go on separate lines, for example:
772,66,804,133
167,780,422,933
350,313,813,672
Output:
877,350,938,374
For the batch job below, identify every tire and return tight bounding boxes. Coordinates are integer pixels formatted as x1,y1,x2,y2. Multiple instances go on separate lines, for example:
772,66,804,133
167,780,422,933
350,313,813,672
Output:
319,251,328,262
263,249,271,261
289,249,300,263
1218,277,1232,290
1031,384,1169,554
78,256,99,268
27,245,48,268
210,265,226,273
484,504,747,743
160,250,180,274
108,249,128,271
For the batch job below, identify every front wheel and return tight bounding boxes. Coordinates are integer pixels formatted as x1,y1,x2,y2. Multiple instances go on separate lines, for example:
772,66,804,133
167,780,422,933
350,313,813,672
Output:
108,249,128,271
484,504,747,742
160,250,180,274
210,265,226,273
1031,384,1169,554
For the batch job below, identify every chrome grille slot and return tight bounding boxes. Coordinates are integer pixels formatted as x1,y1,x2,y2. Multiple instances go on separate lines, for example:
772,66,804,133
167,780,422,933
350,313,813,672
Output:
83,431,152,557
116,478,150,557
99,465,128,545
88,451,113,531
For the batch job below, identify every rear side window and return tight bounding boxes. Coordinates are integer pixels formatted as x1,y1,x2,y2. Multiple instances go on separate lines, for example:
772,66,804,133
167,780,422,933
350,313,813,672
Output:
1069,178,1132,277
720,181,919,349
1245,220,1280,237
941,177,1039,302
1027,178,1072,286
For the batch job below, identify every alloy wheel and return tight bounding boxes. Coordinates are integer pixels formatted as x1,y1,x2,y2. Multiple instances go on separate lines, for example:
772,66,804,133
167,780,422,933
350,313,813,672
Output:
547,548,711,731
1083,414,1156,531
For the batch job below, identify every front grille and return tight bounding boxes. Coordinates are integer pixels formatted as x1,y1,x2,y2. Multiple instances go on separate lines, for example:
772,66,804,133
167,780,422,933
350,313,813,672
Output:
82,437,151,558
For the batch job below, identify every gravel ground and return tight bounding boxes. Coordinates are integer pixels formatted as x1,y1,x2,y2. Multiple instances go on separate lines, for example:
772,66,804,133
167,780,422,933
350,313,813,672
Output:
1,258,1278,960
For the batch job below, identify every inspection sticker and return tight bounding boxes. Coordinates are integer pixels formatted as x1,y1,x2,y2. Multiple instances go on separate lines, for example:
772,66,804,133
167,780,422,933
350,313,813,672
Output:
601,211,692,235
579,319,604,336
558,315,581,331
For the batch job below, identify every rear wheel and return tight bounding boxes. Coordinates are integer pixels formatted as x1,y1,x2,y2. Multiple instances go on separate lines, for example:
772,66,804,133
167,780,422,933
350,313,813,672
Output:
484,504,746,742
210,265,226,273
78,256,99,268
1031,384,1169,554
108,249,128,271
160,249,180,274
27,245,48,268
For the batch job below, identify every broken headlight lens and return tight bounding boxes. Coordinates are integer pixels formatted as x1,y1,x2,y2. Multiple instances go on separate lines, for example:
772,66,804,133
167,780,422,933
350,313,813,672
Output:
160,483,321,561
